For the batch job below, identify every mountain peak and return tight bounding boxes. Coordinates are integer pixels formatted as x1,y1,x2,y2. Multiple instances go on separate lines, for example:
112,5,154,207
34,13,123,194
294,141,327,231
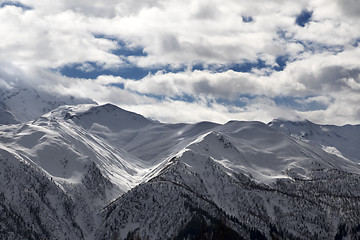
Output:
268,118,315,126
2,92,360,239
269,118,360,162
70,103,155,131
0,87,96,122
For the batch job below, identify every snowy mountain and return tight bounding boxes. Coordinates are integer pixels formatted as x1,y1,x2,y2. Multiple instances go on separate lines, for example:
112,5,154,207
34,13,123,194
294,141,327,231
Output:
0,101,18,125
0,104,150,239
268,119,360,163
1,100,360,239
0,102,220,239
96,121,360,239
0,87,95,123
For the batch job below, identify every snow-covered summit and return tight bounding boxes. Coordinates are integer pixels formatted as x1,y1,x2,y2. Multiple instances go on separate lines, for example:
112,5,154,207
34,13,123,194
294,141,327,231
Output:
72,103,156,131
0,87,95,123
1,100,360,239
171,120,360,184
268,118,360,163
97,118,360,240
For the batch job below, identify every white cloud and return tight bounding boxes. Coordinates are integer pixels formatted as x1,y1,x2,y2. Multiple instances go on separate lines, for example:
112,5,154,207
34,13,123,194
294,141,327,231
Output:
120,45,360,99
335,0,360,19
4,0,358,69
123,96,301,124
0,0,359,125
121,70,285,100
0,5,122,70
298,91,360,125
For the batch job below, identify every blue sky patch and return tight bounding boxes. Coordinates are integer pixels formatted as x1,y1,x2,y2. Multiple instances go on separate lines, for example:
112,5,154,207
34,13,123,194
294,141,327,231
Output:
57,58,273,81
299,41,344,55
0,1,32,10
170,93,196,103
228,60,267,72
94,34,147,57
108,83,124,89
295,10,313,27
57,62,155,80
274,55,289,71
58,32,299,82
216,95,254,108
353,38,360,47
195,60,267,73
277,30,344,56
274,96,328,111
242,16,253,23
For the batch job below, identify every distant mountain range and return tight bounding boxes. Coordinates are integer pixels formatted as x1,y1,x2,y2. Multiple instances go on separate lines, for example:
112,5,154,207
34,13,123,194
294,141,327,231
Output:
0,87,95,124
1,87,359,239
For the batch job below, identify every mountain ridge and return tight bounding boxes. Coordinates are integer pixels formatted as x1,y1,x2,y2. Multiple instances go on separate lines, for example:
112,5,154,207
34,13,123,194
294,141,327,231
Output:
1,91,360,239
0,87,96,123
268,118,360,163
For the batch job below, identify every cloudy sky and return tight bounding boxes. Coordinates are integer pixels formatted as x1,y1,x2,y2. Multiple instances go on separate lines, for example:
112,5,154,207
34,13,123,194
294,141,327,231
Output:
0,0,359,124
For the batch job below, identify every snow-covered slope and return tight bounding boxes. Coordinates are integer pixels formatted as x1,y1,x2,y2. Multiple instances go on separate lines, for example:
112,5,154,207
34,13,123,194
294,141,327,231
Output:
2,106,146,189
97,120,360,239
268,119,360,163
0,104,153,239
72,103,155,131
1,102,360,239
0,101,18,124
0,147,87,240
187,121,360,183
64,103,220,165
0,87,95,123
0,102,221,239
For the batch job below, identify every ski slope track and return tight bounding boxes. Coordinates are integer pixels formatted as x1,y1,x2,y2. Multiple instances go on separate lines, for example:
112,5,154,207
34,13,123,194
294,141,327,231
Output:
0,91,360,239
